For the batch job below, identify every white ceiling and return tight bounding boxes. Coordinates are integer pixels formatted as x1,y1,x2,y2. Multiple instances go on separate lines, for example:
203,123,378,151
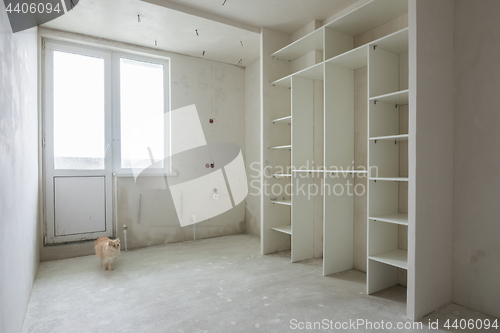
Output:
42,0,360,66
156,0,361,34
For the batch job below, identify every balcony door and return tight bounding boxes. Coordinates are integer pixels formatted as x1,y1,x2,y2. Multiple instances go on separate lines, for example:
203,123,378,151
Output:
43,42,113,243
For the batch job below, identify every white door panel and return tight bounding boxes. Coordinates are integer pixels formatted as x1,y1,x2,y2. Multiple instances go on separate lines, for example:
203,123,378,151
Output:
54,177,106,236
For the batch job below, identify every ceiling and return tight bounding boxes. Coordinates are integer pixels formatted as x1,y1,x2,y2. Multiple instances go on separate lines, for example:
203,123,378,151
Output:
42,0,361,66
154,0,361,34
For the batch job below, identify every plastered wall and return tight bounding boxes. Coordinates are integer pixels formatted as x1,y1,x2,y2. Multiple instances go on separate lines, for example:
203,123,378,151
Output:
245,60,261,237
0,2,40,332
40,28,246,259
453,0,500,319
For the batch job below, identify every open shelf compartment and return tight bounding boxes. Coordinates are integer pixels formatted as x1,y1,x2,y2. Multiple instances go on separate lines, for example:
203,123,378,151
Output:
271,28,323,61
271,225,292,235
369,249,407,269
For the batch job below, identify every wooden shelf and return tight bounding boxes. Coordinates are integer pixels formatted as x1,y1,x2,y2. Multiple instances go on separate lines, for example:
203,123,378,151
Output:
271,225,292,235
272,116,292,124
370,177,409,182
271,199,292,206
269,145,291,150
326,44,368,69
325,0,408,36
370,134,409,142
326,170,368,174
371,27,409,55
271,28,323,61
295,62,324,81
370,89,409,105
272,174,292,178
370,213,408,226
272,75,292,88
272,62,324,88
369,249,407,269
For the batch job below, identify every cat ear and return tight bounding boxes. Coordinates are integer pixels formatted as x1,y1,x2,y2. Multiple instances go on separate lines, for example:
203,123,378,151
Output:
116,238,120,242
108,241,113,245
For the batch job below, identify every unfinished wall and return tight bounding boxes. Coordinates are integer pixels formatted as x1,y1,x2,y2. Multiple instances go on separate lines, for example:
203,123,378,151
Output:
245,60,261,238
453,0,500,319
0,3,40,332
40,28,246,258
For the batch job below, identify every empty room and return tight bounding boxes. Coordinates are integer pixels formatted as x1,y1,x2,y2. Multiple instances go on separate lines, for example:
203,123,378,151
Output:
1,0,499,332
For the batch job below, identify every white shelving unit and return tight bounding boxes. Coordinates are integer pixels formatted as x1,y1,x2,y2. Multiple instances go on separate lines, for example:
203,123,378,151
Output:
262,0,459,322
262,0,412,315
367,25,410,296
263,0,408,275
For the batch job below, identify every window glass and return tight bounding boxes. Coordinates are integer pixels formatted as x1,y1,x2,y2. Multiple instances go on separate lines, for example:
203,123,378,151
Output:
120,58,164,169
53,51,105,169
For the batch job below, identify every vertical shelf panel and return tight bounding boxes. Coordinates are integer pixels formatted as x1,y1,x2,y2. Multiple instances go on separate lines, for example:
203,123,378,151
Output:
290,76,315,262
324,64,354,169
292,175,314,262
291,76,314,169
323,174,354,275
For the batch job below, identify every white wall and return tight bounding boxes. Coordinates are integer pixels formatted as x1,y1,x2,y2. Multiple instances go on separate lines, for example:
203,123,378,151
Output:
39,28,246,259
0,2,40,332
245,60,261,237
453,0,500,319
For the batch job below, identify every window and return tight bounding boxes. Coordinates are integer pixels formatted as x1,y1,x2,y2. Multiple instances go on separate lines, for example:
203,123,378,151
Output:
53,51,106,170
45,40,170,175
119,58,165,169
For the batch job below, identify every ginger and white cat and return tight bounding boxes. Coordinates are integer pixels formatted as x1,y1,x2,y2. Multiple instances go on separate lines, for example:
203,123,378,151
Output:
94,236,120,271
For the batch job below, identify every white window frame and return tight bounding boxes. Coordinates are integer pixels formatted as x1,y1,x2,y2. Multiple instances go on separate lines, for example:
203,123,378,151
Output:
43,39,172,177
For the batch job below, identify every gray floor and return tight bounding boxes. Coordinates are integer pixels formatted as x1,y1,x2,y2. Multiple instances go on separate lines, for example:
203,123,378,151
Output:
22,235,497,333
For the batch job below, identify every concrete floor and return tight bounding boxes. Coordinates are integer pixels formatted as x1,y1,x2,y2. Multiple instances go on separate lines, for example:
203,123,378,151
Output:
22,235,497,333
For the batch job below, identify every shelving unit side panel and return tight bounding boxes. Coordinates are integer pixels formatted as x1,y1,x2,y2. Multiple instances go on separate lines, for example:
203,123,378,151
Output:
323,175,354,276
292,176,314,262
367,259,398,294
324,28,354,61
324,64,354,169
369,47,399,97
291,77,314,169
